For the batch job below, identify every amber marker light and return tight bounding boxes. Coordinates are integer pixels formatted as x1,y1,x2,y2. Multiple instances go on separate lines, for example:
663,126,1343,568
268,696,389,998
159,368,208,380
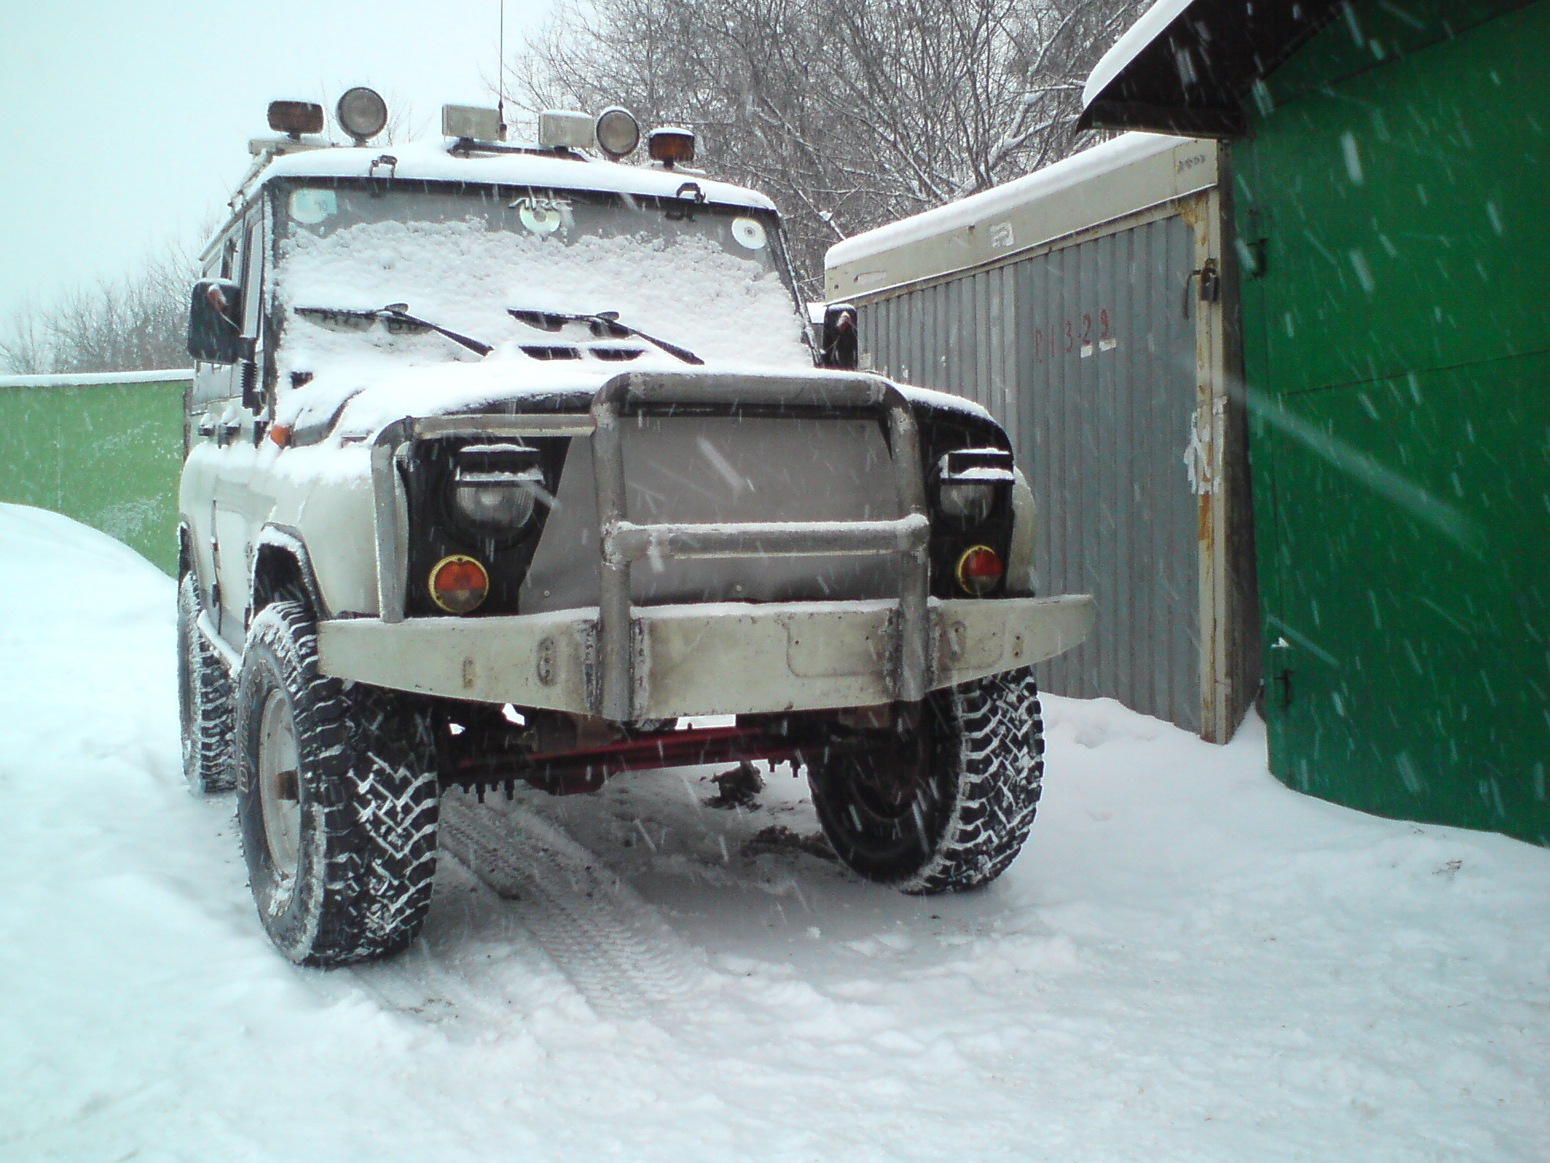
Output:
955,545,1004,597
268,424,292,448
647,127,696,167
428,554,489,614
268,100,325,138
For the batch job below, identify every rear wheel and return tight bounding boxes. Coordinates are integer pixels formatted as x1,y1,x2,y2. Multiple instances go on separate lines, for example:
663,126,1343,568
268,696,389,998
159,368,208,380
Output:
235,600,440,966
808,667,1044,893
177,572,235,793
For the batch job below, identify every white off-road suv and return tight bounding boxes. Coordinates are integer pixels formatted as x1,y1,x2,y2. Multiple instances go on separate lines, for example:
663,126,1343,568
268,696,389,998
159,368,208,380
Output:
177,91,1094,966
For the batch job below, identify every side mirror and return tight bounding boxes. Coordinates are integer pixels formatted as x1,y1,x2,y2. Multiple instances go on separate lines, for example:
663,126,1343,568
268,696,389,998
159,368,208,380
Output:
188,279,244,364
821,303,858,370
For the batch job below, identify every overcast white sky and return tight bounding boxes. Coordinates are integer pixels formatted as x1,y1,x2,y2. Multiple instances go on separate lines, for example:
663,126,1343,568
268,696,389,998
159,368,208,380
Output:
0,0,556,327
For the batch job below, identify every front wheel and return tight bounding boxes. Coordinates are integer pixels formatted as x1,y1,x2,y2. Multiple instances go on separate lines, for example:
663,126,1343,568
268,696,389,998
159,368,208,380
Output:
808,667,1045,893
234,600,440,966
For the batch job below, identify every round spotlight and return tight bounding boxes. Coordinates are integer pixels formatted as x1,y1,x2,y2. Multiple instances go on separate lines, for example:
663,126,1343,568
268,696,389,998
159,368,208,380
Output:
336,87,389,144
595,107,641,159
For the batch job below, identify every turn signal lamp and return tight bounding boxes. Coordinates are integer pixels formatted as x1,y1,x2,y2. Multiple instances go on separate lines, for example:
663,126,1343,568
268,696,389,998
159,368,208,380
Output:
647,127,696,167
955,546,1004,597
268,101,325,138
429,555,490,614
595,107,641,159
336,87,388,144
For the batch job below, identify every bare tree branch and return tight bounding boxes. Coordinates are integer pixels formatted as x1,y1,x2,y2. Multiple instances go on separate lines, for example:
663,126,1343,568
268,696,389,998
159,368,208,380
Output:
0,240,198,375
505,0,1151,295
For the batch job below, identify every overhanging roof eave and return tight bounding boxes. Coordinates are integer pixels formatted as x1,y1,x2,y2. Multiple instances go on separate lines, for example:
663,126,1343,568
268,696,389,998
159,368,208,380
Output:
1079,0,1353,138
1077,100,1247,139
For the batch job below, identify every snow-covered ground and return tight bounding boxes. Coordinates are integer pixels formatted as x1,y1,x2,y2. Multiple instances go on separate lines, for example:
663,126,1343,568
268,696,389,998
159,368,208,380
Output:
2,501,1546,1162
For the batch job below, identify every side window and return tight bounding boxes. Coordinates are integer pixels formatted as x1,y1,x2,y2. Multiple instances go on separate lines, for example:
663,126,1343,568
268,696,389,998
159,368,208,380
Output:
241,220,264,339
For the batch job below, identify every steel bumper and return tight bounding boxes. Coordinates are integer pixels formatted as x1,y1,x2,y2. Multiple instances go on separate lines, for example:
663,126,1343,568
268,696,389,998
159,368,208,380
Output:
316,594,1094,720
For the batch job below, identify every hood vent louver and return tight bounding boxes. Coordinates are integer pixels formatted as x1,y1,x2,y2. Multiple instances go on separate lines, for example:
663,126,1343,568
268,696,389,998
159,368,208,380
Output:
518,344,647,362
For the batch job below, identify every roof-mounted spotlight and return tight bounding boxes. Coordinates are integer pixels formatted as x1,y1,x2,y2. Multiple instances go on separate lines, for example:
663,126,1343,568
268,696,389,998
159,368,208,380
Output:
442,104,503,142
647,127,696,169
268,100,325,140
336,87,388,145
594,107,641,159
538,110,596,151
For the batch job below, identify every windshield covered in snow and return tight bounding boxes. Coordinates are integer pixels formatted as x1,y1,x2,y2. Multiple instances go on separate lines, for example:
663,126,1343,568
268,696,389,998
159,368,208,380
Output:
271,179,812,379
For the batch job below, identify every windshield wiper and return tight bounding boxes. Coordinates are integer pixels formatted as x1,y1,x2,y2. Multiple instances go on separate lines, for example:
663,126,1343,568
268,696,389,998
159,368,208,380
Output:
295,303,492,357
508,308,703,366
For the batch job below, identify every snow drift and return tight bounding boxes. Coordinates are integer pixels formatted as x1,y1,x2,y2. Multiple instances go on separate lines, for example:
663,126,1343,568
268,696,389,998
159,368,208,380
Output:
1,501,1545,1161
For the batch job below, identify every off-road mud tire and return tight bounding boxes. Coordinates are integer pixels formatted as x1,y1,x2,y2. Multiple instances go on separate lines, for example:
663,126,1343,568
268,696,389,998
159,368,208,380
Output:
177,572,236,793
809,667,1044,893
235,600,440,967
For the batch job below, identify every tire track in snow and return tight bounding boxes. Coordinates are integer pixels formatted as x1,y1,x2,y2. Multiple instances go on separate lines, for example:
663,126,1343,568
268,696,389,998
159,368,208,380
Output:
438,792,705,1021
346,853,540,1032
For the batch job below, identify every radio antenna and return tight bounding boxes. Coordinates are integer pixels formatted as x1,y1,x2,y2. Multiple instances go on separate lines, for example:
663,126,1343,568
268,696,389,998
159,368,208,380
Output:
496,0,507,139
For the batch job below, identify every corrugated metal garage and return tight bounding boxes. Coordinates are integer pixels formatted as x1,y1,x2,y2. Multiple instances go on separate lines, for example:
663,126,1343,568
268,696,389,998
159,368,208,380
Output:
826,135,1258,741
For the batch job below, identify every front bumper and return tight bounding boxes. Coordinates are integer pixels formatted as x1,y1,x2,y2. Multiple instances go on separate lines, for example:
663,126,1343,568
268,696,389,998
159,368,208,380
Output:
316,594,1095,720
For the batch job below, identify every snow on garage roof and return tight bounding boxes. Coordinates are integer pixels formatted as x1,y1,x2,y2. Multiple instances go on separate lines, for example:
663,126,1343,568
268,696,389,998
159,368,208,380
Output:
824,133,1215,301
1078,0,1353,136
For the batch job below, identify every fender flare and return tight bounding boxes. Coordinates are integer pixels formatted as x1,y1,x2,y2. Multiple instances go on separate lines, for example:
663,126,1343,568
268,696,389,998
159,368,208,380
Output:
250,524,328,618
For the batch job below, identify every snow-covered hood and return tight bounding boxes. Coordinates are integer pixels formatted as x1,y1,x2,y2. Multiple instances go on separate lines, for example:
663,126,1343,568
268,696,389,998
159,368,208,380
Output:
275,352,994,449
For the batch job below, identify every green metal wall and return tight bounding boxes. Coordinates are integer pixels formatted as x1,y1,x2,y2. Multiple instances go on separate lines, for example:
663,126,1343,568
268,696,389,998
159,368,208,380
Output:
0,376,186,575
1234,0,1549,843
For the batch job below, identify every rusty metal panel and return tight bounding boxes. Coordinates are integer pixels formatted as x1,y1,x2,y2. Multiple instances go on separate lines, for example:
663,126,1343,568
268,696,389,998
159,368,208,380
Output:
857,214,1202,733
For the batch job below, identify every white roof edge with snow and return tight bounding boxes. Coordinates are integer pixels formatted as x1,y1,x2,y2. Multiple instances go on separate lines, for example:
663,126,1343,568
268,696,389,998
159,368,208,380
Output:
1082,0,1196,108
0,368,192,389
824,133,1216,302
239,141,776,212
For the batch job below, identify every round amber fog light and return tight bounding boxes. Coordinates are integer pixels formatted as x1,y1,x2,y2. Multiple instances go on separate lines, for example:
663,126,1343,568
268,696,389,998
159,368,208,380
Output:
428,554,489,614
955,545,1003,597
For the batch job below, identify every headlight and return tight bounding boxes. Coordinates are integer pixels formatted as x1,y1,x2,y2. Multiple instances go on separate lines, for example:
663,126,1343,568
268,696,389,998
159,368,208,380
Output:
448,443,546,540
934,447,1014,525
938,480,996,524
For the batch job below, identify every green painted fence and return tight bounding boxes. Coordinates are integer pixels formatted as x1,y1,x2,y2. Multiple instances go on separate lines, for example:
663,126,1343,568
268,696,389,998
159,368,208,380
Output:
0,370,187,575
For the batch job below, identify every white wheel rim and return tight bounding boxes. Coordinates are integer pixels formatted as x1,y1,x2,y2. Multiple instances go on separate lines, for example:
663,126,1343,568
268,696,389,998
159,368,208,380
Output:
257,689,302,877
